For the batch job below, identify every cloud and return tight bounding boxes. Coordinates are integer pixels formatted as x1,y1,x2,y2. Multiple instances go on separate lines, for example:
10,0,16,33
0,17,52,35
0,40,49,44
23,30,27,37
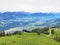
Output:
0,0,60,12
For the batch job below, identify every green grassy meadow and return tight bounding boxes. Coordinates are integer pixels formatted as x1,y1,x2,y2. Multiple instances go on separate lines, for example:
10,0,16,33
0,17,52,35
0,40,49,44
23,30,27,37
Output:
0,33,60,45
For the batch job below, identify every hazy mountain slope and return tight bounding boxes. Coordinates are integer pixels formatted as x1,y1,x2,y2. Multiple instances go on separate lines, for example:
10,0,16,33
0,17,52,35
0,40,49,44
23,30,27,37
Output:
0,12,60,31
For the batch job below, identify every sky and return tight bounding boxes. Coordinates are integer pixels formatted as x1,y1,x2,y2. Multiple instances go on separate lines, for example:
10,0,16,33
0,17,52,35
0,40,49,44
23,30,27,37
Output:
0,0,60,12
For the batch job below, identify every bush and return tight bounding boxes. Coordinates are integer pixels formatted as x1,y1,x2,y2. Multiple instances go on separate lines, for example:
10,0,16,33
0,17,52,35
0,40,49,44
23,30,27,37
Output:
6,32,12,36
0,31,5,36
31,27,49,35
18,31,22,35
51,29,54,35
13,31,22,35
2,31,5,36
36,30,40,35
31,28,41,35
43,31,49,34
31,28,41,32
53,34,60,42
6,33,9,36
13,31,18,35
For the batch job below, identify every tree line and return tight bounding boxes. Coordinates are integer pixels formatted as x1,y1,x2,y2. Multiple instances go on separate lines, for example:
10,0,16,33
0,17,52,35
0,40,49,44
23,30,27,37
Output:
0,27,55,37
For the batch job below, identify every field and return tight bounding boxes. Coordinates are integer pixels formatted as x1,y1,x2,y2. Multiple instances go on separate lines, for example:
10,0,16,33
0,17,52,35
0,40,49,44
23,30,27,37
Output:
0,33,60,45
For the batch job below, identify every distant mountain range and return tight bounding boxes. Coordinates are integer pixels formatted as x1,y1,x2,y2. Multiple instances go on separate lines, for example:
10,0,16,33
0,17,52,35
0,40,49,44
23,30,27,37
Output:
0,12,60,31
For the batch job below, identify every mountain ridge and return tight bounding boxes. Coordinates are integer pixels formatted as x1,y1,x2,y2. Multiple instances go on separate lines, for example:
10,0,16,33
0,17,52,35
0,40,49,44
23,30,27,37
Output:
0,12,60,31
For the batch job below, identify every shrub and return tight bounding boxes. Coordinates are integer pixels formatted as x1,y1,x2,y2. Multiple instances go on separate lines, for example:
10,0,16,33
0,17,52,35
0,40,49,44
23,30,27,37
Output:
2,31,5,36
31,27,49,35
31,28,41,35
13,31,18,35
51,29,54,35
53,34,60,42
43,31,49,34
13,31,22,35
18,31,22,35
6,32,12,36
0,31,5,36
6,33,9,36
36,30,40,35
0,32,2,36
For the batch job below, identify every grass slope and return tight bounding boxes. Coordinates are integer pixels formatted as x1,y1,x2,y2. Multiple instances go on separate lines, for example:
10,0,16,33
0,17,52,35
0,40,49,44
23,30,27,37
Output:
0,33,60,45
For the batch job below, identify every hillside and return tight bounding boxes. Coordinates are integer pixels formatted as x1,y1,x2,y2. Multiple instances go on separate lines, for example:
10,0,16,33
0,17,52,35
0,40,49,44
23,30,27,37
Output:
0,33,60,45
0,12,60,31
